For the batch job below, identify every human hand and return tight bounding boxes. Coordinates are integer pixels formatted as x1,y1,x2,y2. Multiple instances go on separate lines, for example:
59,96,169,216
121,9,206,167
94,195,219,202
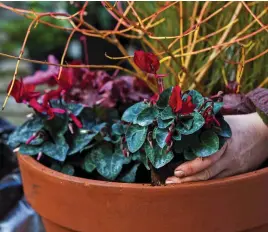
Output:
166,113,268,184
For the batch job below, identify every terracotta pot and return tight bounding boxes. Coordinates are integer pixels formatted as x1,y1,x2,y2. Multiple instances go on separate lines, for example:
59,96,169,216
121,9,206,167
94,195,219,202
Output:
18,154,268,232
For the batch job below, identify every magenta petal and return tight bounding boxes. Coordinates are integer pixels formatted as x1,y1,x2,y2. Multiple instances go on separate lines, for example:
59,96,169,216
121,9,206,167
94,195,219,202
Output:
43,88,62,107
51,108,66,114
69,113,83,128
28,92,41,98
29,99,45,113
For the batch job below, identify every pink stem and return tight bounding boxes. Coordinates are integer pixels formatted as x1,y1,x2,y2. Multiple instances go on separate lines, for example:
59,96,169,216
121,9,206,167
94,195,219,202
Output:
117,1,123,14
37,152,42,161
26,133,38,145
80,36,89,65
101,1,130,27
156,74,164,93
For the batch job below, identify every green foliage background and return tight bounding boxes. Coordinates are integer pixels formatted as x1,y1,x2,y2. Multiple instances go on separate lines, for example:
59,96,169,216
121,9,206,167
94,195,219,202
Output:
132,2,268,93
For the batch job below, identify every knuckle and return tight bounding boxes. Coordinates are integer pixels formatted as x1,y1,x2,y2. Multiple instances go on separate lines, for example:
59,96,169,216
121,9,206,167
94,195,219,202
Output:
199,169,212,181
184,164,195,175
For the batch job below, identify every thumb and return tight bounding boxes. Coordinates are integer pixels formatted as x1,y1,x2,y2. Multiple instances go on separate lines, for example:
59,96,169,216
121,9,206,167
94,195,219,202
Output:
174,141,228,178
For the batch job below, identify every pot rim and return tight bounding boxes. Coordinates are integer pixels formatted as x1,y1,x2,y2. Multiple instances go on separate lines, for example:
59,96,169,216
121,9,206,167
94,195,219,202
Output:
19,154,268,190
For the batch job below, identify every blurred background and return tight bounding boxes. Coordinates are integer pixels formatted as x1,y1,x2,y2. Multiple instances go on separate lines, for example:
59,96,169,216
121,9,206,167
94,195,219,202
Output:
0,1,125,125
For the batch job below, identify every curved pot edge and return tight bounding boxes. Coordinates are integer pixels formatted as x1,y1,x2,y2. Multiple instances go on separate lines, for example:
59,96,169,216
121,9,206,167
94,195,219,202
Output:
18,153,268,190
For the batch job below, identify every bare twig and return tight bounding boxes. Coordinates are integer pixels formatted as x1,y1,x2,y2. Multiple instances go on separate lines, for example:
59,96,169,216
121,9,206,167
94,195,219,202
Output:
242,2,268,32
2,14,46,110
0,52,137,76
180,2,209,88
189,2,243,89
57,2,88,80
258,78,268,88
236,46,245,93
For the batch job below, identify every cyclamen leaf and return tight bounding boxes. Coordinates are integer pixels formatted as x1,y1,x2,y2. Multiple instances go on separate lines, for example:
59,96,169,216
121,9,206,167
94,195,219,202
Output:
213,102,224,115
187,90,204,108
44,114,68,137
122,102,149,123
19,144,42,156
160,106,175,120
103,135,121,144
65,102,84,116
20,141,64,159
144,142,174,169
91,146,131,180
80,108,96,130
83,153,96,173
8,117,44,148
181,118,194,130
155,128,169,148
132,151,149,170
61,164,75,176
172,131,182,141
118,163,140,183
153,127,157,139
126,125,148,153
28,136,45,146
52,99,84,116
112,122,124,136
96,108,119,124
184,149,197,161
157,117,174,129
92,123,107,133
177,112,205,135
51,163,61,172
68,132,96,156
217,117,232,138
136,106,159,126
174,133,200,153
193,131,219,157
42,136,69,162
156,87,172,109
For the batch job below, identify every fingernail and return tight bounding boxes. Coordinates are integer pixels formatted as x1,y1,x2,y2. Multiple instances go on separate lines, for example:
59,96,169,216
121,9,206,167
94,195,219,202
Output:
175,170,185,178
165,180,175,185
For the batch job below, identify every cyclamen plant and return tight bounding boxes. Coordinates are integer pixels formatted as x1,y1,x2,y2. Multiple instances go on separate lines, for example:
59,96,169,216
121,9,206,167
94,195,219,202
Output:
117,51,232,184
7,51,231,185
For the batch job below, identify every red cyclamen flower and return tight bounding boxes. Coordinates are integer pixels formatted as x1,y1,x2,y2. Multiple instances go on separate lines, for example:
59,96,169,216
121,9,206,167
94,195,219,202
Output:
7,79,40,103
169,86,183,113
203,108,220,127
43,89,62,108
55,68,74,91
69,113,83,128
149,93,159,105
169,86,195,114
29,98,65,120
134,50,160,74
181,95,195,115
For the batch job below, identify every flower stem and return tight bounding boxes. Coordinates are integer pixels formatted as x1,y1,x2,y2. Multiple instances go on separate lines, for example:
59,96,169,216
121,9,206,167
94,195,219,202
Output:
149,162,162,186
157,75,164,93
